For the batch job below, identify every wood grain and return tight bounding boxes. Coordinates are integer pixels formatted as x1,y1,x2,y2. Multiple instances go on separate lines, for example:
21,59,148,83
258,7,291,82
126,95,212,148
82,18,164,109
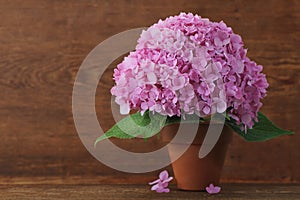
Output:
0,184,299,200
0,0,299,184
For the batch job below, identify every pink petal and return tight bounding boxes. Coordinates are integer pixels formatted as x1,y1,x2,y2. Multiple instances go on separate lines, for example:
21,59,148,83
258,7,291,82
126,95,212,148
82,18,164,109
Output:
157,188,170,193
148,179,160,185
217,100,227,113
162,177,173,183
120,103,130,115
159,170,169,180
151,184,160,191
203,106,210,115
160,182,169,188
172,76,186,90
206,184,221,194
147,72,157,84
213,186,221,193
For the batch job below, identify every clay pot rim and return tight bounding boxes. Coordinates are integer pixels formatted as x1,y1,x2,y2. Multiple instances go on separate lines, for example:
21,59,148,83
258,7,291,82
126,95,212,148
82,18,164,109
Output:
161,123,233,145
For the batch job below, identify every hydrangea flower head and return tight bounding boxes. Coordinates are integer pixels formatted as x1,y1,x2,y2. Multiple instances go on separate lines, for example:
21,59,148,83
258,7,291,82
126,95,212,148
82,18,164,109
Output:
111,12,269,130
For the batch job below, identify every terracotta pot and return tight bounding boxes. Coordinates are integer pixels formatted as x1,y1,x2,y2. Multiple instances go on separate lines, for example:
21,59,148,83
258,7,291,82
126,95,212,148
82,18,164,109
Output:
161,123,232,191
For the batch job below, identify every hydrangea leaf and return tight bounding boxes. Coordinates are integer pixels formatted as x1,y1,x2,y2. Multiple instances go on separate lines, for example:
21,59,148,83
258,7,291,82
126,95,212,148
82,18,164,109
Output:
95,111,293,145
94,111,161,146
94,111,204,146
225,112,294,142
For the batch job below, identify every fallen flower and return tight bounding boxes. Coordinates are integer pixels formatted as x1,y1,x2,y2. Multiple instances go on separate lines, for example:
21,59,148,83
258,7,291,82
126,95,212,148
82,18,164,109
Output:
149,170,173,193
206,183,221,194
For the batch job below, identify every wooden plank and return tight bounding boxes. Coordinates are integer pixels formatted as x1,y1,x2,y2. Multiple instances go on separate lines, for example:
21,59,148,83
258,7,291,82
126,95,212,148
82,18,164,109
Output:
0,0,299,183
0,184,299,200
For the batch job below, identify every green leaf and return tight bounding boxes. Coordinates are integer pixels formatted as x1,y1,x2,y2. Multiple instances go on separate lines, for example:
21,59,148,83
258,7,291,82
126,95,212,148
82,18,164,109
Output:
95,110,293,145
94,111,166,146
94,111,204,146
225,112,294,142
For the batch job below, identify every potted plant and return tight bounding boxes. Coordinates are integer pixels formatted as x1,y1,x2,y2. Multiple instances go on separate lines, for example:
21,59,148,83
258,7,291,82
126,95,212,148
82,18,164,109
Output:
95,13,293,191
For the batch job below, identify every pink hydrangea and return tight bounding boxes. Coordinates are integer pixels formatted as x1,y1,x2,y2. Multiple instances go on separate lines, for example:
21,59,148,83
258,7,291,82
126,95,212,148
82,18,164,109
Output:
111,12,268,130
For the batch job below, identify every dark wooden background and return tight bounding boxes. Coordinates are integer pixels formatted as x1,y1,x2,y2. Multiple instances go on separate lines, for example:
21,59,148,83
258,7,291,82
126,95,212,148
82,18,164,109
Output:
0,0,299,184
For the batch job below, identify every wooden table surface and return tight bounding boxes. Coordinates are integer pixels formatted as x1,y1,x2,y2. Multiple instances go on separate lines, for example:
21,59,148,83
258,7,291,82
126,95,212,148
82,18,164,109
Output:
1,184,299,200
